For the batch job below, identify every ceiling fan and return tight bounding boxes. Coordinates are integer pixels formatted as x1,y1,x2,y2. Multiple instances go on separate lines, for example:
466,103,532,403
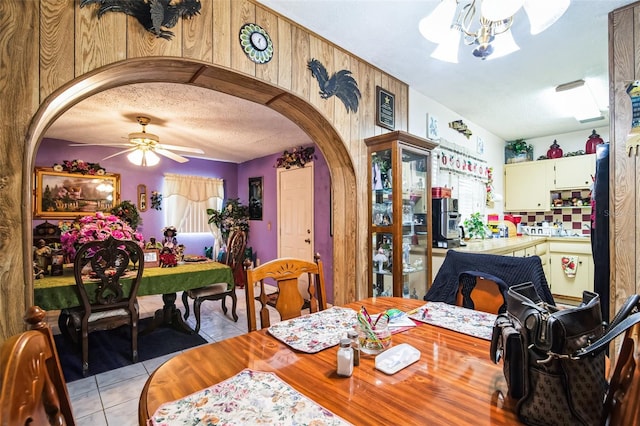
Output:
71,116,205,167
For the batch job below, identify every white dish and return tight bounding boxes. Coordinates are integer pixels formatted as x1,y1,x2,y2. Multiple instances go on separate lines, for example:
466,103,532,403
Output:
375,343,421,375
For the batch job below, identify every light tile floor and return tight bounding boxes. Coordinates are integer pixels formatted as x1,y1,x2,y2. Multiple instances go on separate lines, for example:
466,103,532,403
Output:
48,286,283,425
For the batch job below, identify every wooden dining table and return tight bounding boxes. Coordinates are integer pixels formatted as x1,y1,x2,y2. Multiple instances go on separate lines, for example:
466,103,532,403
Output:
139,297,520,425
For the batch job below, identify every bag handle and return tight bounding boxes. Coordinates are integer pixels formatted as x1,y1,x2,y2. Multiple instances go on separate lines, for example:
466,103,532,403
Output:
606,294,640,331
573,311,640,359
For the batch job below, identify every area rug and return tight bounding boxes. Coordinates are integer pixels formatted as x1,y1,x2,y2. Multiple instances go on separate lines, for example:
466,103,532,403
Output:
54,317,207,382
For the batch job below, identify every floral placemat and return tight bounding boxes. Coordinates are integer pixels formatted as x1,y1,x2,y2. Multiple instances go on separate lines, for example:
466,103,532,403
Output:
149,369,352,426
407,302,496,340
267,306,358,353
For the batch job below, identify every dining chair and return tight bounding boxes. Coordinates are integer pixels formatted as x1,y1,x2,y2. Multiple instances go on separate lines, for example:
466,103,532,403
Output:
0,306,75,425
59,236,144,377
182,229,246,332
455,271,508,314
244,254,327,332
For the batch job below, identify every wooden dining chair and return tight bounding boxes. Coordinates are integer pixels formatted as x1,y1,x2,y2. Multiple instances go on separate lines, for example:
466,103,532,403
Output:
1,306,75,425
244,254,327,332
455,271,508,314
59,236,144,377
182,229,246,332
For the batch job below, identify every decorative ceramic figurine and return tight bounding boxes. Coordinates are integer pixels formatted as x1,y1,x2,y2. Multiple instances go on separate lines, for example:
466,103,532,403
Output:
547,140,563,159
162,226,178,252
585,129,603,154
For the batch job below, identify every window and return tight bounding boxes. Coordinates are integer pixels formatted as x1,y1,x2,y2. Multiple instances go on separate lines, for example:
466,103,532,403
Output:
163,173,224,233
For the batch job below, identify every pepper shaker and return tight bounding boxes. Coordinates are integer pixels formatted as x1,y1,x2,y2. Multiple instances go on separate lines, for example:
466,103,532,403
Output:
336,338,354,377
347,330,360,366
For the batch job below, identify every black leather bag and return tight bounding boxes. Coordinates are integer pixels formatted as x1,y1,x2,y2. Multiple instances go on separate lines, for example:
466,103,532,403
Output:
491,282,606,426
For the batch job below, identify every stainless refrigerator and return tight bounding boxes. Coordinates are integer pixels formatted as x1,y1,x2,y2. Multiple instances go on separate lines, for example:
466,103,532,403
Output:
591,143,610,323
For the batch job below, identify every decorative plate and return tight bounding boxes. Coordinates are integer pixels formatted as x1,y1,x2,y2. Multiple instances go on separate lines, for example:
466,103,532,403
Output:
239,23,274,64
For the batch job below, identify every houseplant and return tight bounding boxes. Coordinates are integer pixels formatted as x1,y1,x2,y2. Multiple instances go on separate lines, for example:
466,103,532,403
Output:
207,198,250,242
110,200,141,230
505,139,533,164
463,212,488,239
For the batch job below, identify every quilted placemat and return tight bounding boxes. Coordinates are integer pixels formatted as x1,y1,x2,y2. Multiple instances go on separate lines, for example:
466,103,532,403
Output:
150,369,351,425
407,302,496,340
267,306,358,353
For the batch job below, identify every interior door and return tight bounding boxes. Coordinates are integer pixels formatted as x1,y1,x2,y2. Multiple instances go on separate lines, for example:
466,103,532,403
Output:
277,164,315,298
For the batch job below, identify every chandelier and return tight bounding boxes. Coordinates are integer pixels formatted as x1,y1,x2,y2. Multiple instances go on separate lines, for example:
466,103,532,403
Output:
419,0,570,62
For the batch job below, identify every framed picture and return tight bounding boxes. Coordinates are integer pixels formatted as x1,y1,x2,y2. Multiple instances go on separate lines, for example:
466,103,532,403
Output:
427,114,440,140
249,176,263,220
33,168,120,219
137,184,147,212
376,86,395,130
143,249,160,268
477,136,485,155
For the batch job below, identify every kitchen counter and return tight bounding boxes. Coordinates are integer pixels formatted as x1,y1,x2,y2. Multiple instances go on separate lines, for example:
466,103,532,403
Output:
433,235,589,257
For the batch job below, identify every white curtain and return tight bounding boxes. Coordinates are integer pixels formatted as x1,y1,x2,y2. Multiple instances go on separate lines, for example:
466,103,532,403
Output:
163,173,224,235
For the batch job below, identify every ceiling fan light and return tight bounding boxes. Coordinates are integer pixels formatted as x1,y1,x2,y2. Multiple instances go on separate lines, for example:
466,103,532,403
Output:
419,0,458,43
487,29,520,60
481,0,524,22
524,0,569,35
430,27,461,63
144,150,160,166
127,149,144,166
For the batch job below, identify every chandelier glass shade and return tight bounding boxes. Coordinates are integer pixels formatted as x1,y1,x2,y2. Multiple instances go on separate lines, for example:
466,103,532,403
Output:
127,147,160,167
419,0,570,62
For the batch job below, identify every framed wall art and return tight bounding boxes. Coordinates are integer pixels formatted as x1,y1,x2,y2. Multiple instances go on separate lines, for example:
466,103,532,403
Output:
376,86,395,130
249,176,263,220
33,168,120,219
427,114,440,140
143,249,160,268
137,184,148,212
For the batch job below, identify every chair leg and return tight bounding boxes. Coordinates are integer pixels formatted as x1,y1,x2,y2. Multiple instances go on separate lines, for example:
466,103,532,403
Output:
193,298,203,333
131,315,139,363
229,292,238,322
221,297,228,314
81,328,89,377
182,291,190,320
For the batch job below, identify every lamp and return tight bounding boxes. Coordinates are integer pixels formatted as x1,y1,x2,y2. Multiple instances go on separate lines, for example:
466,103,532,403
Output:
419,0,569,62
127,148,160,167
555,79,603,123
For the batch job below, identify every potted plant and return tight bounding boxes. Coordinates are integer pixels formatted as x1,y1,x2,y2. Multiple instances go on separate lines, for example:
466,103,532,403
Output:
463,212,488,239
505,139,533,164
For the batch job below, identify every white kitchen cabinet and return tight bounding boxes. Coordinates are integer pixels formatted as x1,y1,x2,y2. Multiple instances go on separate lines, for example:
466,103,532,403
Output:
504,161,553,211
552,154,595,190
548,240,593,300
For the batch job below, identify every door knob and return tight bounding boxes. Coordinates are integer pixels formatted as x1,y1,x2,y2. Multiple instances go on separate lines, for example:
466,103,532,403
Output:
304,238,311,244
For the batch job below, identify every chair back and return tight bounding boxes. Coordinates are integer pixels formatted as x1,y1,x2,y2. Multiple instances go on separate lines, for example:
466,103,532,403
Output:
224,230,247,270
244,254,327,332
603,321,640,425
73,236,144,317
0,306,75,425
456,271,508,314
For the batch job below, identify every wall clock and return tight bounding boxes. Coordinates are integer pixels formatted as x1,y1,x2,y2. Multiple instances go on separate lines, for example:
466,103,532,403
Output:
239,23,274,64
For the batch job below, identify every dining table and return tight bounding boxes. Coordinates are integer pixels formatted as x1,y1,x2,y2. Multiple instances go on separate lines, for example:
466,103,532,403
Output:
139,297,520,425
33,260,233,334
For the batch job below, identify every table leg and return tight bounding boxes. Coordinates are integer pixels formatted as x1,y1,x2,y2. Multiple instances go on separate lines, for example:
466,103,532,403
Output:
140,293,195,336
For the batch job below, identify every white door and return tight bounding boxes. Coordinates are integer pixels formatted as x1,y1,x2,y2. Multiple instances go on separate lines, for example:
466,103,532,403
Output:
277,164,314,261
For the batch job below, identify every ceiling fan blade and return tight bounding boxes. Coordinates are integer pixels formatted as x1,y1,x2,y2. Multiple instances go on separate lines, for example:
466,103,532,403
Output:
157,143,205,154
155,148,189,163
69,143,133,147
101,147,137,161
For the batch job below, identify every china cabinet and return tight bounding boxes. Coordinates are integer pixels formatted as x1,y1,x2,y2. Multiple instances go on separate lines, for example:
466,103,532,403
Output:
365,131,438,299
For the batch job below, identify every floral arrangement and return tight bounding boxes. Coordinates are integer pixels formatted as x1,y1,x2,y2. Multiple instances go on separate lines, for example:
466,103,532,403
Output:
53,159,105,175
151,191,162,210
274,146,315,169
207,198,250,241
59,212,144,260
110,200,141,230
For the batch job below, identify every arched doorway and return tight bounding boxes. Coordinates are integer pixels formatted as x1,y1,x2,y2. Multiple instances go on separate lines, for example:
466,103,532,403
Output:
23,57,358,306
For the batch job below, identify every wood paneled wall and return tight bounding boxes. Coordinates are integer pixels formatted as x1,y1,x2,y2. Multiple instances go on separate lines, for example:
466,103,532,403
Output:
610,3,640,327
0,0,408,341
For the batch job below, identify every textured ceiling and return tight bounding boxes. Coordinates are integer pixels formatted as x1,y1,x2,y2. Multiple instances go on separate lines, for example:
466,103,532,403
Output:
45,1,634,164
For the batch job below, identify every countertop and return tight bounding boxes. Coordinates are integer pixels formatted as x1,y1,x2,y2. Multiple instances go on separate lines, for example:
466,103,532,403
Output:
433,235,590,256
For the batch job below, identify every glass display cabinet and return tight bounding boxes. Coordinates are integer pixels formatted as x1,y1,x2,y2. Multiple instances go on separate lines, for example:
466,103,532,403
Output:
365,131,438,299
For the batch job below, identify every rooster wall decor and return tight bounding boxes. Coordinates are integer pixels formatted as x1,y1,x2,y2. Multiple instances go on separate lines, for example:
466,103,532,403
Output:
308,59,361,113
80,0,202,41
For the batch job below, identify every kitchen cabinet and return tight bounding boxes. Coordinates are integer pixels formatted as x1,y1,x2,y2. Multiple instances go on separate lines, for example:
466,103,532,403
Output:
552,154,595,190
365,131,437,299
504,161,553,211
548,240,593,300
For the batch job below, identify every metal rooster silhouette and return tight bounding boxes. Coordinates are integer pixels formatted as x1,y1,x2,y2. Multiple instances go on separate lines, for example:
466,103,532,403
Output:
80,0,202,41
308,59,361,113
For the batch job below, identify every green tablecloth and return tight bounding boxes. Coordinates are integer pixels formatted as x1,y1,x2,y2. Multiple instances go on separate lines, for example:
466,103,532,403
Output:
34,261,234,311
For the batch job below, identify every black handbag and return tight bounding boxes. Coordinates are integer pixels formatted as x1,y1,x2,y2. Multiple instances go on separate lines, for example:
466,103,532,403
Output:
491,282,621,426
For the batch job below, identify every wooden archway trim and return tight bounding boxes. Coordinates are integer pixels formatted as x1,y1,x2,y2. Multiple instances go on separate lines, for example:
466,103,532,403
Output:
23,58,358,307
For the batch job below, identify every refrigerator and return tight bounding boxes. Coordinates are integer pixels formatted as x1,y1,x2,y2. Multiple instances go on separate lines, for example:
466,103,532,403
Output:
591,143,610,323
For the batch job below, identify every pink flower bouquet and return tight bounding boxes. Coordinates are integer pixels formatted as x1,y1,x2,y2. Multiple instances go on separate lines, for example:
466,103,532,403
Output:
60,212,144,260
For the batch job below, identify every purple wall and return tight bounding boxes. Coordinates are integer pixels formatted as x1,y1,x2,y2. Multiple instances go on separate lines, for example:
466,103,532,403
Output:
34,138,334,302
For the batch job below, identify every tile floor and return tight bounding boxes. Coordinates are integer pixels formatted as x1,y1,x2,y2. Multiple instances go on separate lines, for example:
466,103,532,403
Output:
48,286,282,425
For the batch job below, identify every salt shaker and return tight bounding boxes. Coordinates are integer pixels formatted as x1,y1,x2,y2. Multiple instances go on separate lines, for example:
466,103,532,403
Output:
347,330,360,366
336,338,354,377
